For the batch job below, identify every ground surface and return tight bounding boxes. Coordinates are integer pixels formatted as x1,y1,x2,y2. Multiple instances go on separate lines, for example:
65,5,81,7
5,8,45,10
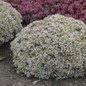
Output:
0,43,86,86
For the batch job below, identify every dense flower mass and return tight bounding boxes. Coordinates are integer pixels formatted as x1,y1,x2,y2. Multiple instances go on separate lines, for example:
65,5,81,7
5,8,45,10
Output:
0,1,23,46
4,0,58,24
5,0,86,25
56,0,86,24
11,14,86,80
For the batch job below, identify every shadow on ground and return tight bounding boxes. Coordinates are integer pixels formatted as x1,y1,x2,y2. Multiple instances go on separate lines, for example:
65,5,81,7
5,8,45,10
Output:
0,43,86,86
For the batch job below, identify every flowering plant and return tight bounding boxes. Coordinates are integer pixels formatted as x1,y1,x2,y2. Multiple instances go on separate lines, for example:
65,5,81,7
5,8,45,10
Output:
5,0,57,24
5,0,86,24
0,1,23,46
56,0,86,24
11,14,86,80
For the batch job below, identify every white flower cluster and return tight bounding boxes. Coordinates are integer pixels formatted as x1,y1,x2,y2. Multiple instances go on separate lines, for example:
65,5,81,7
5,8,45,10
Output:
0,1,23,45
11,14,86,80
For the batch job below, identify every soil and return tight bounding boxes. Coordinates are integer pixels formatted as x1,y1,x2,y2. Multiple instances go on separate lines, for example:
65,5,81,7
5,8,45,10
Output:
0,43,86,86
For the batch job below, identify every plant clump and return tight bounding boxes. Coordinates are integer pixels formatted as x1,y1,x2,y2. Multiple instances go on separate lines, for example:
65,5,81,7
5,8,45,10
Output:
0,1,23,46
5,0,86,24
11,14,86,80
4,0,58,25
56,0,86,24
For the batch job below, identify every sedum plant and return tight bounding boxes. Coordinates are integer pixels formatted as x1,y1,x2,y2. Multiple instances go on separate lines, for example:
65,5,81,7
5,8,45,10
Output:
11,14,86,80
4,0,58,25
56,0,86,24
5,0,86,25
0,1,23,46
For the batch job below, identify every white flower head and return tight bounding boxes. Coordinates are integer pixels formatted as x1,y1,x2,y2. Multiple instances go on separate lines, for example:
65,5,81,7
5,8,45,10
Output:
11,14,86,80
0,1,23,45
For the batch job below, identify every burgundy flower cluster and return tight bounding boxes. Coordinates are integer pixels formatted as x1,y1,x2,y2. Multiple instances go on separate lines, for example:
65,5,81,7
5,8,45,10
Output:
5,0,86,24
56,0,86,24
5,0,58,24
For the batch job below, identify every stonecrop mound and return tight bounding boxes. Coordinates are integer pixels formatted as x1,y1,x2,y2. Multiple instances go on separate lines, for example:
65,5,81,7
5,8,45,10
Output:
11,14,86,80
0,1,23,46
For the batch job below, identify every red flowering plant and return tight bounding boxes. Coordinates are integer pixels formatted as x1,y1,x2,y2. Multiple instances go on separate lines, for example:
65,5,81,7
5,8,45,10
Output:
5,0,86,24
5,0,58,25
56,0,86,24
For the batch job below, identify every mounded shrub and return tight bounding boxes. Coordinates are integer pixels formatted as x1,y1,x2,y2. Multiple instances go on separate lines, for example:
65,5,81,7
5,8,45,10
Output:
11,14,86,80
0,1,23,46
4,0,58,25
